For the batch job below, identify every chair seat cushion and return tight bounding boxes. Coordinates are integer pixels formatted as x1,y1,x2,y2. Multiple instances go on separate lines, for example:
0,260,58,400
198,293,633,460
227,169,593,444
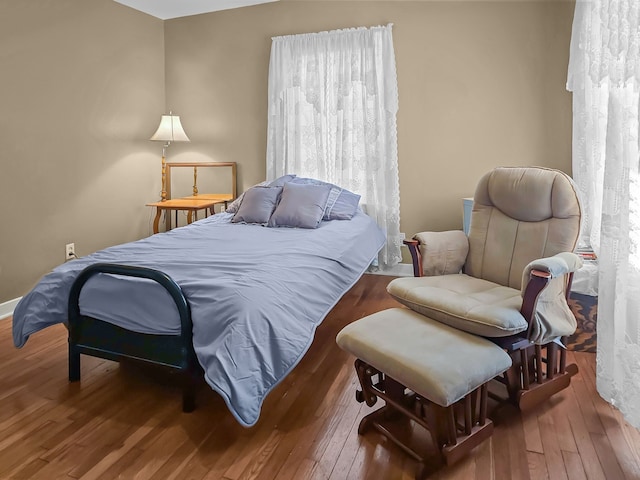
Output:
387,274,527,337
336,308,512,407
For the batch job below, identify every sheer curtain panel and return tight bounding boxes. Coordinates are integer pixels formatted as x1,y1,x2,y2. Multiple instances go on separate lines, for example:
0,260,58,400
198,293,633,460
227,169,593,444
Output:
266,24,401,269
567,0,640,428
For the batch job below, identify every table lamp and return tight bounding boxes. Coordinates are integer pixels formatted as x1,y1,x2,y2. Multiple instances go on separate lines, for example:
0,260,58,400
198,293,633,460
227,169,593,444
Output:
150,112,190,201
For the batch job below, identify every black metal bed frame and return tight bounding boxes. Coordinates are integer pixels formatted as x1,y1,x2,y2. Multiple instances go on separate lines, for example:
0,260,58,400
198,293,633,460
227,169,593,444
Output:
67,263,201,412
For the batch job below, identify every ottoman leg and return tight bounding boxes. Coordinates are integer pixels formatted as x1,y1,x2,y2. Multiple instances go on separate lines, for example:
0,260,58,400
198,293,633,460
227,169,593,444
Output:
354,359,378,407
422,385,494,465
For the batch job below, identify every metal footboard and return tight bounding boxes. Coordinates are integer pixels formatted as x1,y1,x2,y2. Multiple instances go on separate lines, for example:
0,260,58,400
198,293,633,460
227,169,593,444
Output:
67,263,199,412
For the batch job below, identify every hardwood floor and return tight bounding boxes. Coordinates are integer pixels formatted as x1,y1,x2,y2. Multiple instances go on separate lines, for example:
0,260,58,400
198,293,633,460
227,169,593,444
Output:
2,274,639,479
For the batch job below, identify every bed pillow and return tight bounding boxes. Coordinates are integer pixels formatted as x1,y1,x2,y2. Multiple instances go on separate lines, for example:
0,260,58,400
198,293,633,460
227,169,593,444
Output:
268,173,297,187
290,177,360,220
328,189,361,220
226,174,296,214
290,176,334,189
231,186,283,224
268,182,332,229
226,182,267,214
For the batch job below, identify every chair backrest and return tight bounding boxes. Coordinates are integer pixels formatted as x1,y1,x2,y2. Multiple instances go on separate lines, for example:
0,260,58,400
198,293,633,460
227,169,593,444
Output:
465,167,581,290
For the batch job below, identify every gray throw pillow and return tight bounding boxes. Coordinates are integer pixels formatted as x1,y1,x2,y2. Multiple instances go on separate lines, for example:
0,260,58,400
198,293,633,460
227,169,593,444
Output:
231,186,283,224
225,181,268,214
328,189,361,220
290,177,360,220
268,182,331,229
226,174,296,214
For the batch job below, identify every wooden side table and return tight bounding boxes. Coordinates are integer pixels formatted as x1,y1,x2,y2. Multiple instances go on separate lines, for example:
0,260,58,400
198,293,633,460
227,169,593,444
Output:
146,198,220,234
180,193,234,215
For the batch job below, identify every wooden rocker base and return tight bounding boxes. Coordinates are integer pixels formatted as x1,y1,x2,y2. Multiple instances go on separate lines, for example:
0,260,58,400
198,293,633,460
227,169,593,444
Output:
494,340,579,410
516,363,578,410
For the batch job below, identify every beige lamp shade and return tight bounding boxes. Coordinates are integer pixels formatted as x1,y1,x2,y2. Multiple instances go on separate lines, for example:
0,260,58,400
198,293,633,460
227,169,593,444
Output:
150,114,190,143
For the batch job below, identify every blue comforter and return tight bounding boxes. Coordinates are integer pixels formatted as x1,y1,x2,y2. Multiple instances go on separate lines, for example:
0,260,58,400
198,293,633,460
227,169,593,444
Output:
13,211,385,426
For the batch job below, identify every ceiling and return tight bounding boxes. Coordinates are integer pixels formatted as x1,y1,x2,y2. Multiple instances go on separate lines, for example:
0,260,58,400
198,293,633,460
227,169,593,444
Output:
113,0,279,20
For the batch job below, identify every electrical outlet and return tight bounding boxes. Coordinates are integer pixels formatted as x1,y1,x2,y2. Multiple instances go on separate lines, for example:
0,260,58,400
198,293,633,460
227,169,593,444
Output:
65,243,75,261
399,232,406,241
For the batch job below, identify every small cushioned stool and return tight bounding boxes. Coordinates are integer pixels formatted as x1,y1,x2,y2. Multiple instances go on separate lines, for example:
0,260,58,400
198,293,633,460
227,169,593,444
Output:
337,308,512,478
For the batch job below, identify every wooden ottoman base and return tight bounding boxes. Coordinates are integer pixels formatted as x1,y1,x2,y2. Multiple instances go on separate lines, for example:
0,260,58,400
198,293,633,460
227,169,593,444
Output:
336,308,513,479
355,359,493,476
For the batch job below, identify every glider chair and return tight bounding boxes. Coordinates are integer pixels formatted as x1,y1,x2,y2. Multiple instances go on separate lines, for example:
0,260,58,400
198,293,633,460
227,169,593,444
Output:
337,166,582,475
393,166,583,408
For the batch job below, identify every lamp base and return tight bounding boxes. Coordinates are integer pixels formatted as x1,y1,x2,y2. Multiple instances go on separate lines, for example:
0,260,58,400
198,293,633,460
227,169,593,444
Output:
161,155,167,202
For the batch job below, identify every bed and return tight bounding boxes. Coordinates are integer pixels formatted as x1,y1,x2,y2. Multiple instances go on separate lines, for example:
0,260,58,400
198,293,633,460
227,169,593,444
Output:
13,208,385,427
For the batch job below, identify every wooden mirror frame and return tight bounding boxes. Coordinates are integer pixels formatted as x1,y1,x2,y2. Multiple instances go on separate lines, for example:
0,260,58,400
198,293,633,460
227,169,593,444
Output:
165,162,237,200
163,162,237,230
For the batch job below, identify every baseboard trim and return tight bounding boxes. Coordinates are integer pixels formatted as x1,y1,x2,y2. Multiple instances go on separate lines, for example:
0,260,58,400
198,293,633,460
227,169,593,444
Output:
366,263,413,277
0,297,21,320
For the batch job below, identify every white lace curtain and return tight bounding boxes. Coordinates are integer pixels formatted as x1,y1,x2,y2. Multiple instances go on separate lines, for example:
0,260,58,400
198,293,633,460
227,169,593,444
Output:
266,24,401,269
567,0,640,428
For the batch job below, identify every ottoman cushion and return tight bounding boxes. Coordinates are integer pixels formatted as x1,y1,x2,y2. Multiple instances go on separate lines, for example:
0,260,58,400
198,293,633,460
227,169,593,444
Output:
336,308,512,407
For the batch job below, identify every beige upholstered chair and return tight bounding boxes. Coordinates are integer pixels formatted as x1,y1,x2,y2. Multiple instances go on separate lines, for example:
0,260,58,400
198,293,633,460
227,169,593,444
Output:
388,166,583,408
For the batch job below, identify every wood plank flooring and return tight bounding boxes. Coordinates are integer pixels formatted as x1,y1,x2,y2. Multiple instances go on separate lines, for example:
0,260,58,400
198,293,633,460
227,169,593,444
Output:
1,274,639,479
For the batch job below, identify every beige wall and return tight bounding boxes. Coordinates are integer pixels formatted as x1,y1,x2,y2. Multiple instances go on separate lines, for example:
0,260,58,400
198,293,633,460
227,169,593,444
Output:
1,0,575,302
164,0,575,263
0,0,165,301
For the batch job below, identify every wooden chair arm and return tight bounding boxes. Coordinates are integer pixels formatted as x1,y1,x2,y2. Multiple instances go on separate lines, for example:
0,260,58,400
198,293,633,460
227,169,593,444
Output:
565,271,575,301
404,238,422,277
521,269,551,338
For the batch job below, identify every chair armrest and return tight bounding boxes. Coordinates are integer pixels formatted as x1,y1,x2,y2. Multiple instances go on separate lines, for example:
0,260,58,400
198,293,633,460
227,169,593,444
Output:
523,252,584,281
404,238,422,277
406,231,469,277
520,252,584,343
